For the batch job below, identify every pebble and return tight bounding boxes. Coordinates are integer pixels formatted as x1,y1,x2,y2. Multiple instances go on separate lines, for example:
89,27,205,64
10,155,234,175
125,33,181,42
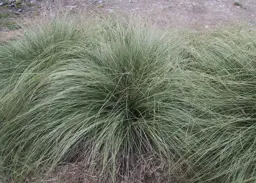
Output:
17,8,22,12
0,2,4,6
30,0,37,4
90,0,104,5
108,9,114,13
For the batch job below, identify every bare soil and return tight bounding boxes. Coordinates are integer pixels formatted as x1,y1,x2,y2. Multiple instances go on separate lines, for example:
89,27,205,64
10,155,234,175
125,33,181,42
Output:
1,0,256,36
30,0,256,28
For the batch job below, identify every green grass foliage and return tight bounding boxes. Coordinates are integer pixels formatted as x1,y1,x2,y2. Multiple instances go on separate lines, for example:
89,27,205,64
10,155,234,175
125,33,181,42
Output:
185,28,256,183
0,16,256,183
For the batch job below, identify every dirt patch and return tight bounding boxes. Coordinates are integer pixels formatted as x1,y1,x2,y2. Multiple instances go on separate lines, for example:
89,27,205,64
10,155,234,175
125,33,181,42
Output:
116,0,255,28
82,0,254,29
38,0,256,28
37,155,192,183
1,0,256,30
1,0,255,41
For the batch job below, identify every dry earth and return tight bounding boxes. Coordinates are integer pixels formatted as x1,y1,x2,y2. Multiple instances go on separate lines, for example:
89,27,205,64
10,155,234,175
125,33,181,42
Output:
33,0,256,28
1,0,256,42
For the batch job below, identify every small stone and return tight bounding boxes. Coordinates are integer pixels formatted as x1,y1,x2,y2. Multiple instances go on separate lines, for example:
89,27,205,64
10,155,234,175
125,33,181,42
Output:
0,2,4,6
10,3,15,7
204,25,209,29
14,11,20,15
91,0,103,5
17,8,22,12
65,5,77,11
30,0,37,4
9,0,15,3
108,9,114,13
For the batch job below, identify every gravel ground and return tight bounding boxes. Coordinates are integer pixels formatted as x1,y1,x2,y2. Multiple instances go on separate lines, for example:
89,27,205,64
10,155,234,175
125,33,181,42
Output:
1,0,256,42
0,0,256,41
1,0,256,30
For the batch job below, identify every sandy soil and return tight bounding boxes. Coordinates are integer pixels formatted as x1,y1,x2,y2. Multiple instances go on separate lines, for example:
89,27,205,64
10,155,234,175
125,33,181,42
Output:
1,0,256,41
39,0,256,28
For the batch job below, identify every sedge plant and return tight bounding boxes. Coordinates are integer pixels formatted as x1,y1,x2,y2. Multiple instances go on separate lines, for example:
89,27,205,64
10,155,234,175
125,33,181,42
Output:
184,27,256,183
0,16,199,183
2,14,256,183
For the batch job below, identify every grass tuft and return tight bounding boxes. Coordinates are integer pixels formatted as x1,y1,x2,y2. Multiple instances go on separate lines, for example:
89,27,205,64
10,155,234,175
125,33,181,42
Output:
1,15,256,183
184,27,256,183
0,17,197,182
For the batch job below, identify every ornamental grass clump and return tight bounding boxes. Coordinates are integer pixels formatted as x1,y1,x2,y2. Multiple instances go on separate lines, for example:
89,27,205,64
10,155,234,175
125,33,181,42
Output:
184,28,256,183
0,17,198,182
2,15,256,183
